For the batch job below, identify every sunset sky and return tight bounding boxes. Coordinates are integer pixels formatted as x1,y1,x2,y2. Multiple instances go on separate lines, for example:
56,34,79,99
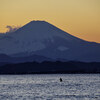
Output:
0,0,100,43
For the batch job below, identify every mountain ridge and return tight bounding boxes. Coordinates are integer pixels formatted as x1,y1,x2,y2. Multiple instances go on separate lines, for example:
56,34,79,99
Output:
0,20,100,62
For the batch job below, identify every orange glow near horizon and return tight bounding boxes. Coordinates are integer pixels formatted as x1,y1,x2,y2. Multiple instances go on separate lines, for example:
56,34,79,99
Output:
0,0,100,43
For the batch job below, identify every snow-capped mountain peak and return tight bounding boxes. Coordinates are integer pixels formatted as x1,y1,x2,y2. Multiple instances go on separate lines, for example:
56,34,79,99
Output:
0,20,100,62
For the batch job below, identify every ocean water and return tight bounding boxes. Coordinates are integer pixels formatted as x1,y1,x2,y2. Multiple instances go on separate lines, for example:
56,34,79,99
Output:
0,74,100,100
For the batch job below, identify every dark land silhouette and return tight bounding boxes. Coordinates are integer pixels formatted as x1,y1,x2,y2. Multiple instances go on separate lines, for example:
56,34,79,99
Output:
0,61,100,74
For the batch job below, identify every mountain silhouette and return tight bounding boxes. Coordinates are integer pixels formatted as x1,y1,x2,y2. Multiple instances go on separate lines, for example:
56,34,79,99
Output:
0,20,100,62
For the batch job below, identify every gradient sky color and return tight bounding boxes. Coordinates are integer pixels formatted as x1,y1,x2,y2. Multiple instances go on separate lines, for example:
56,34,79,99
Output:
0,0,100,43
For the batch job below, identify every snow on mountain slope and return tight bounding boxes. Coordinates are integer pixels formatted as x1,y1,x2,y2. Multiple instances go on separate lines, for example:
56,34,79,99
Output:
0,20,100,62
0,21,83,54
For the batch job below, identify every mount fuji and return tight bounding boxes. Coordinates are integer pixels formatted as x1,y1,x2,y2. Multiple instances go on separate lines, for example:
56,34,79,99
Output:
0,20,100,62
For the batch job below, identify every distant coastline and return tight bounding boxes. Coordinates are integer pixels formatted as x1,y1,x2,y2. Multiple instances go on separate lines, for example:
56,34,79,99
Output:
0,61,100,74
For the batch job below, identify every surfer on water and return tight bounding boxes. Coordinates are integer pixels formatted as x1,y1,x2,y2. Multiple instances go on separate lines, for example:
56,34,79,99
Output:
60,78,62,82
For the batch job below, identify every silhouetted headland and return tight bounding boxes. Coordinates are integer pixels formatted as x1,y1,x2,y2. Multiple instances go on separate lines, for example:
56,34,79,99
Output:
0,61,100,74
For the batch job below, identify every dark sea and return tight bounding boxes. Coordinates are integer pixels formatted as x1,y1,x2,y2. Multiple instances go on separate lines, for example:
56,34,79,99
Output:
0,74,100,100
